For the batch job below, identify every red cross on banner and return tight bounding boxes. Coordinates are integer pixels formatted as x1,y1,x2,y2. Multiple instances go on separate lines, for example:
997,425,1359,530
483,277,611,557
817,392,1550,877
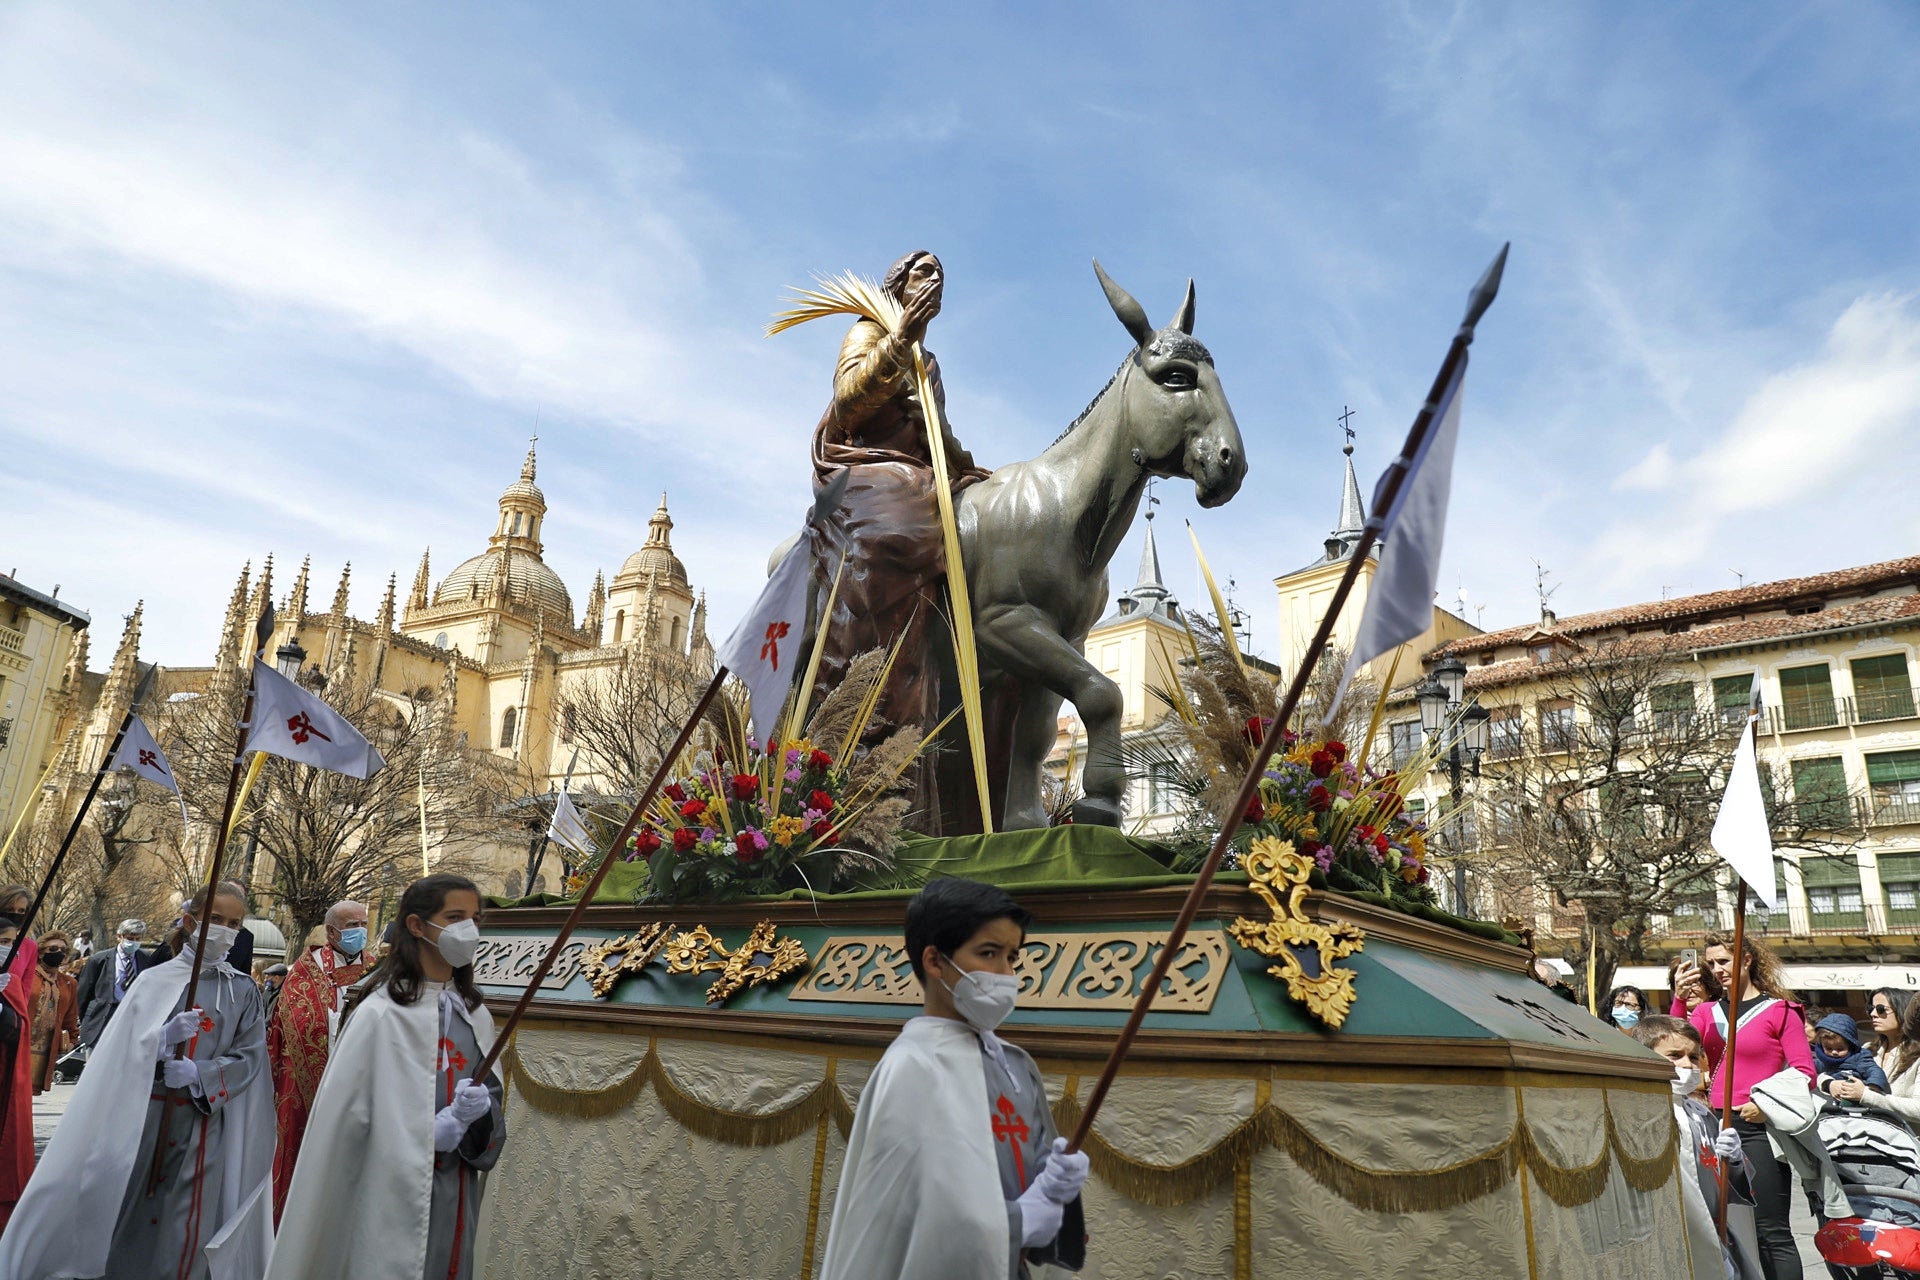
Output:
285,712,333,745
991,1094,1029,1186
109,715,181,794
716,528,815,738
761,621,790,669
245,660,386,778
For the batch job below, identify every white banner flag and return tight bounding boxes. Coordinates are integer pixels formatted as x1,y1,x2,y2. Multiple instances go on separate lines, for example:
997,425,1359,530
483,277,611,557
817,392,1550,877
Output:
1712,721,1780,910
716,534,813,738
547,788,596,857
1327,359,1467,716
108,715,180,794
244,660,386,779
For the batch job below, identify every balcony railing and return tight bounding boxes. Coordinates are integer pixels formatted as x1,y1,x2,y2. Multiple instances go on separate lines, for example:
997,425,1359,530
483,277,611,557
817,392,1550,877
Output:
0,717,10,749
1760,688,1920,734
0,626,21,657
1866,795,1920,827
1855,685,1920,724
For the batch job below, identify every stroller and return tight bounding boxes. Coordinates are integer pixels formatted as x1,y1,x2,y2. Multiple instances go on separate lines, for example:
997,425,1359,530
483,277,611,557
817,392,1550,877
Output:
1813,1103,1920,1278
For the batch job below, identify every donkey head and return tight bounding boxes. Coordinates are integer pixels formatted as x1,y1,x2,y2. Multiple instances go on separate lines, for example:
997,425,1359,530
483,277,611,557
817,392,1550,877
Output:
1094,260,1247,508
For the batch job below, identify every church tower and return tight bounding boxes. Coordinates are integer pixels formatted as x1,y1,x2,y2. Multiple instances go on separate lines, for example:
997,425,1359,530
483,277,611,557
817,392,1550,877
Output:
603,494,694,654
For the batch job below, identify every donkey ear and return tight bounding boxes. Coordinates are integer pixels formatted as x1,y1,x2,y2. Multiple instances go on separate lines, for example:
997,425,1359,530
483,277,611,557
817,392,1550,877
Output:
1169,278,1195,334
1093,259,1153,347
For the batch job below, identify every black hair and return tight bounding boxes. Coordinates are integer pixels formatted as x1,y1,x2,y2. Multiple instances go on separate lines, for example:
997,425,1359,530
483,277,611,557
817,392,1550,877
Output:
1605,985,1650,1027
903,877,1033,983
385,872,484,1010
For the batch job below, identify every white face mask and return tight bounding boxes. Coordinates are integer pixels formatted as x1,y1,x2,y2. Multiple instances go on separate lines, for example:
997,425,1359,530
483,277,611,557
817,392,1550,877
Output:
938,954,1020,1033
1672,1062,1702,1097
426,918,480,969
194,923,239,963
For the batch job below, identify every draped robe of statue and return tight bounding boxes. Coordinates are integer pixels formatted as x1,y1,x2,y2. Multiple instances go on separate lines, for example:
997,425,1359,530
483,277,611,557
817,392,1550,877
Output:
810,317,987,825
0,947,273,1280
267,943,363,1224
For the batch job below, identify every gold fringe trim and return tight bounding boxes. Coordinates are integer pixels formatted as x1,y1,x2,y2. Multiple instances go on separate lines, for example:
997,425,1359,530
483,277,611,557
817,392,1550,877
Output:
799,1065,835,1280
505,1047,1677,1214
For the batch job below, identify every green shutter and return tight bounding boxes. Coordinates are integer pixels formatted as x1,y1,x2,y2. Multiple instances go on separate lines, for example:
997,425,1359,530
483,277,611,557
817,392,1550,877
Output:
1867,751,1920,787
1791,756,1849,827
1878,853,1920,883
1799,855,1861,887
1853,655,1916,722
1781,664,1834,696
1651,683,1695,712
1714,675,1755,710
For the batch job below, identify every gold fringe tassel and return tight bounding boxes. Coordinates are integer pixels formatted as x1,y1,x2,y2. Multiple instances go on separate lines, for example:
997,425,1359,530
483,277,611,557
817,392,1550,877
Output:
506,1048,1676,1214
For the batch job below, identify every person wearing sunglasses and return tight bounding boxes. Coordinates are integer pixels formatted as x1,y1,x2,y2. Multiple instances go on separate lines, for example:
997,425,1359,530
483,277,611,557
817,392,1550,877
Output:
1832,989,1920,1120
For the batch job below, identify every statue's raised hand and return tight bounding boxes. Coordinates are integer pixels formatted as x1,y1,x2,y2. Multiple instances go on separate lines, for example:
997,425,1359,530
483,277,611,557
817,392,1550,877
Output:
896,276,942,347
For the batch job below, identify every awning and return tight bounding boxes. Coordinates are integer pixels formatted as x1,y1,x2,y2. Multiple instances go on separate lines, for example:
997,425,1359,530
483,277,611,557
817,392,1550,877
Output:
1614,963,1920,992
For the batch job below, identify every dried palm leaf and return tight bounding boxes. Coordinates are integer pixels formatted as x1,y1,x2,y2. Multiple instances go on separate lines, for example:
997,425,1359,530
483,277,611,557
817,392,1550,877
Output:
766,272,903,337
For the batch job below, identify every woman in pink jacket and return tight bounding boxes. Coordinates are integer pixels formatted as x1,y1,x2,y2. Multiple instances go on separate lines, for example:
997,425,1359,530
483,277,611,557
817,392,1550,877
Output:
1673,931,1812,1280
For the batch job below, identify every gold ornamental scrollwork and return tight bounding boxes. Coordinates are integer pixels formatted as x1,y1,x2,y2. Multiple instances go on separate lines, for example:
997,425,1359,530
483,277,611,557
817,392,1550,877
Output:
1227,836,1365,1029
662,920,812,1006
577,923,676,998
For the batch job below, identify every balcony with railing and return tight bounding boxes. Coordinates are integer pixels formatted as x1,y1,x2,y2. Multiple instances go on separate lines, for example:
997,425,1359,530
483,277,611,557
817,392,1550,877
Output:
1855,685,1920,725
0,625,21,657
0,717,10,749
1760,688,1920,734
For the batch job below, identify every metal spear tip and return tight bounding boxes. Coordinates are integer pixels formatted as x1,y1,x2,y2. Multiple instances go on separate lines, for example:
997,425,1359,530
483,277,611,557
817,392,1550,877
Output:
811,467,851,527
131,662,160,707
1461,242,1510,332
255,603,276,646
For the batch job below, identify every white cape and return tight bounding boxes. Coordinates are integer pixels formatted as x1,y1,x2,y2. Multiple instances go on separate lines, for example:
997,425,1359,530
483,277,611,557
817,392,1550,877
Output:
819,1016,1009,1280
0,952,274,1280
265,984,494,1280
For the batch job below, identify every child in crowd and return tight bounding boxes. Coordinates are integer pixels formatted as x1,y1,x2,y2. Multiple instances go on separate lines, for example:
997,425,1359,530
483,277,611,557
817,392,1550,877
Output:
821,877,1089,1280
1811,1012,1891,1095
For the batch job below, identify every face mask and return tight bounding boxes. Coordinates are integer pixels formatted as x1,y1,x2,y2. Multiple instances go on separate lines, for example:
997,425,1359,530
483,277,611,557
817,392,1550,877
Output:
42,951,66,968
937,953,1020,1033
1612,1007,1640,1029
426,918,480,969
1672,1063,1702,1097
120,939,140,952
0,913,22,930
194,923,239,963
337,927,368,957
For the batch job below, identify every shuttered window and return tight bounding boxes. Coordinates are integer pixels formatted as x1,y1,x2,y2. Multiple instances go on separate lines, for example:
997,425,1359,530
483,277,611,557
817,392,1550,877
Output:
1779,664,1839,731
1866,750,1920,824
1880,853,1920,927
1852,654,1915,723
1791,756,1849,829
1713,674,1756,729
1801,855,1866,929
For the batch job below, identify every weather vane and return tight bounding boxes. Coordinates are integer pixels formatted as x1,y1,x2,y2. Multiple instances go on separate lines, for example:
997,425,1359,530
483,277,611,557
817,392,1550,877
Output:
1144,475,1161,520
1338,405,1356,453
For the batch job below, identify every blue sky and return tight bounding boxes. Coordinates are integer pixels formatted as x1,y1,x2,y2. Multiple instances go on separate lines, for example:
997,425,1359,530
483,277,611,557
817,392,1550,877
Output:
3,2,1918,666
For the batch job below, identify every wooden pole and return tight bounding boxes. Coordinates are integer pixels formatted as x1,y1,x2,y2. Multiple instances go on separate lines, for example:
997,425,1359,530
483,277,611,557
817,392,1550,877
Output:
470,666,727,1084
1069,244,1508,1151
179,607,275,1028
1715,879,1748,1240
0,665,159,973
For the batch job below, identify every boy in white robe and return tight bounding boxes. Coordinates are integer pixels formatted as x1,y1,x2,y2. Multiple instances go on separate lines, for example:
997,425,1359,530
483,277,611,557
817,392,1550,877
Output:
821,878,1089,1280
0,881,273,1280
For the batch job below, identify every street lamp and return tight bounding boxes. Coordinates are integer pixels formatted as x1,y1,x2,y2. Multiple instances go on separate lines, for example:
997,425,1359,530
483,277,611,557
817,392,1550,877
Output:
1417,660,1487,916
99,766,136,826
275,638,307,680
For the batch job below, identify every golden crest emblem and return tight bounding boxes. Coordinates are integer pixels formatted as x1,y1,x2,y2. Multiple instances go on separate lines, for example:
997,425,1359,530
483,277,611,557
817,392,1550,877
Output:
1228,836,1366,1029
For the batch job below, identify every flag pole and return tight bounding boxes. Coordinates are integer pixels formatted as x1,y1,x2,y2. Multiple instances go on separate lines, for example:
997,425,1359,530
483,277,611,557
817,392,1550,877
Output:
1068,244,1507,1151
470,666,728,1085
524,749,581,893
1715,880,1748,1239
179,607,276,1028
0,665,160,974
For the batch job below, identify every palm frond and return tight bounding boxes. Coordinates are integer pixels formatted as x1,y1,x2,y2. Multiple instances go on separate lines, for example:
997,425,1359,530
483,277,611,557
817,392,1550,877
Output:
766,272,903,337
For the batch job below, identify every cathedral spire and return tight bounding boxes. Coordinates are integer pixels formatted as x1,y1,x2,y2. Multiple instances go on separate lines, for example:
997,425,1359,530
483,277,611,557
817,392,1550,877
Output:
102,601,143,716
248,554,275,631
62,624,90,694
376,573,398,634
216,562,250,667
330,562,353,620
287,555,311,620
1333,440,1365,545
522,436,538,482
583,570,606,640
407,548,432,615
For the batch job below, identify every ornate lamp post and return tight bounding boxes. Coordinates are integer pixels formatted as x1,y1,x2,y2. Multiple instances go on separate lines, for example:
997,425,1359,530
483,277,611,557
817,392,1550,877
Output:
1416,657,1490,914
275,638,306,680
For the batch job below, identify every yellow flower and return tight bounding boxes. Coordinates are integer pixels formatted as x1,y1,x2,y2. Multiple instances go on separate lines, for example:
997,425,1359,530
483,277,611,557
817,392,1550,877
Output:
1263,802,1285,823
1409,832,1427,857
1299,825,1318,842
769,815,806,846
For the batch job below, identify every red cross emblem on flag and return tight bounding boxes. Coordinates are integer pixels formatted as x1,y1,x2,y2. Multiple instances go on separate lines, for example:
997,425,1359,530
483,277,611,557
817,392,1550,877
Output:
761,621,791,670
138,748,164,773
991,1094,1029,1186
287,712,333,745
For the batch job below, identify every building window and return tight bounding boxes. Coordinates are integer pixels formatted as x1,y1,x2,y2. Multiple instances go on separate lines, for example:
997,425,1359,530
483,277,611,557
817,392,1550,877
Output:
1712,674,1754,730
1866,750,1920,825
1539,699,1576,752
1146,762,1178,814
434,632,450,649
670,616,684,651
1649,682,1695,737
1853,653,1916,724
1801,856,1865,931
1881,854,1920,927
1488,706,1523,759
499,706,518,749
1778,663,1838,731
612,610,625,644
560,706,577,746
1388,720,1423,769
1790,756,1849,829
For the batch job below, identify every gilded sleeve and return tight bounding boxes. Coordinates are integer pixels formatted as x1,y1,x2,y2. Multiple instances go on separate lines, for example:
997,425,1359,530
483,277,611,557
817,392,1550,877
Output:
827,319,911,436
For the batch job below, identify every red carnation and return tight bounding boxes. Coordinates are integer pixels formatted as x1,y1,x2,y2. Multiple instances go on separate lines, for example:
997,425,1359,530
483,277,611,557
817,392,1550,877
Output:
631,830,662,859
664,783,687,803
1374,833,1390,855
1282,728,1299,747
672,827,698,853
811,819,834,840
1308,784,1332,813
1243,716,1270,745
1309,751,1335,778
808,748,833,771
1326,741,1348,763
678,798,706,819
1244,795,1265,823
736,842,763,864
731,773,758,800
809,790,835,813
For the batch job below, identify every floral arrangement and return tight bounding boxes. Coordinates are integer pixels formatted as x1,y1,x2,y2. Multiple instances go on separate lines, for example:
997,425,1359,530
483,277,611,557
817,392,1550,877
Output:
1238,718,1436,904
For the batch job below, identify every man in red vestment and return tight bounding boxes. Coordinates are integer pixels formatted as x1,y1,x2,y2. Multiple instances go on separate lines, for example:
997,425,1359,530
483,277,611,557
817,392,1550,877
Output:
267,899,367,1223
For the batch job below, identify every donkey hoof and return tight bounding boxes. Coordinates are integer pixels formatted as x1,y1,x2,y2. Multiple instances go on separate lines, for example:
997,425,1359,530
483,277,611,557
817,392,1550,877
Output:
1070,797,1123,827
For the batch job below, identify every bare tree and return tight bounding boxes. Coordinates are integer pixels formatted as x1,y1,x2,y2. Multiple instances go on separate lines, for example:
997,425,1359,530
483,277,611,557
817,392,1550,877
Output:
551,647,712,799
1471,638,1861,995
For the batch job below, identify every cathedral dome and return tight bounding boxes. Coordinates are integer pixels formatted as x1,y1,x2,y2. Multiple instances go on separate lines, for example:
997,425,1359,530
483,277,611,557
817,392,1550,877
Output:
615,494,690,593
435,549,574,620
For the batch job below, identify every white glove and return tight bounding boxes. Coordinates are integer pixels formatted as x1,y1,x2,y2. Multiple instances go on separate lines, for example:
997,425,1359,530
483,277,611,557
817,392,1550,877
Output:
162,1057,199,1091
450,1078,492,1125
433,1107,467,1152
1014,1180,1064,1248
160,1009,202,1049
1034,1137,1090,1203
1713,1127,1744,1166
0,973,12,994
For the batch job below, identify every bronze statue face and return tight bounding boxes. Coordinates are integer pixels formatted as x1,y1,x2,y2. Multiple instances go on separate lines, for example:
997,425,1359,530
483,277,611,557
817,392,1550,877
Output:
903,254,942,315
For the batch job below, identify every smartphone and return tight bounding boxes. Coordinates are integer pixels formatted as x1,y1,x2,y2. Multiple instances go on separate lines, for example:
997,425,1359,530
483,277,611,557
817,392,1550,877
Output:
1679,947,1699,969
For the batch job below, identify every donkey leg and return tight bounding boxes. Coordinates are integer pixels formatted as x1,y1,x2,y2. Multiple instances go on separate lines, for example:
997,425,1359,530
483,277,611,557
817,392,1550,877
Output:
976,606,1125,828
1001,684,1065,831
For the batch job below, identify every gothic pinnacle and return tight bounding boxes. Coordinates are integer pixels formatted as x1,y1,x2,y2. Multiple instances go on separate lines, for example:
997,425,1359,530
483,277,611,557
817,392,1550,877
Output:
287,554,312,620
331,562,353,619
408,548,432,613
